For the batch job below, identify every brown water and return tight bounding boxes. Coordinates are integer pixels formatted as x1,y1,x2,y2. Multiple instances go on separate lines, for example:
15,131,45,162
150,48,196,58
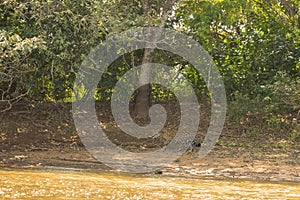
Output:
0,169,299,199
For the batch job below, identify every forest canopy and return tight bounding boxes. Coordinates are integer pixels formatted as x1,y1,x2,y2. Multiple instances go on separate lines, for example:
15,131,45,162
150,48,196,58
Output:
0,0,299,115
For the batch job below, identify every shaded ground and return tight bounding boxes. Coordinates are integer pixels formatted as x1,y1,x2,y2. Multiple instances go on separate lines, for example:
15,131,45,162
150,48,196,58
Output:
0,101,299,181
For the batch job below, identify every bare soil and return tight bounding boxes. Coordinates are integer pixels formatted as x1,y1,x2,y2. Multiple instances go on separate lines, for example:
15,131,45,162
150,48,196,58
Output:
0,101,299,181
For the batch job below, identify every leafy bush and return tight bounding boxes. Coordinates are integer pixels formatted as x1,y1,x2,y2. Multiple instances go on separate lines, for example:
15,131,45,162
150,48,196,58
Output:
0,29,45,111
227,72,300,139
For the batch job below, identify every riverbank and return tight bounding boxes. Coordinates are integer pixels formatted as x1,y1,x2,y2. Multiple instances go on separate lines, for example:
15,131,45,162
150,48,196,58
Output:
1,146,299,182
0,101,299,182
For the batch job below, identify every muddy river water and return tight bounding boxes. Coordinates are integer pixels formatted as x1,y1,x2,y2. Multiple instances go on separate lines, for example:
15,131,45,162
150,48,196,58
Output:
0,169,299,199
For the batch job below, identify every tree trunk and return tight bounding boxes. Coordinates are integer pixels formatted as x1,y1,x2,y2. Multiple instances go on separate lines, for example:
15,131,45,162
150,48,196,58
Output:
133,0,173,119
134,50,153,118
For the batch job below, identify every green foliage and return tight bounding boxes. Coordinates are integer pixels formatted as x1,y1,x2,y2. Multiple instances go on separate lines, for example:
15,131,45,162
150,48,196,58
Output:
1,0,104,102
227,71,300,139
265,72,300,112
175,0,299,99
0,29,45,110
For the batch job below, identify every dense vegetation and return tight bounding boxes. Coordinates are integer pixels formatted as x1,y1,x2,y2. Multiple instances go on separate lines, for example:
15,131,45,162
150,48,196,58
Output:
1,0,299,140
